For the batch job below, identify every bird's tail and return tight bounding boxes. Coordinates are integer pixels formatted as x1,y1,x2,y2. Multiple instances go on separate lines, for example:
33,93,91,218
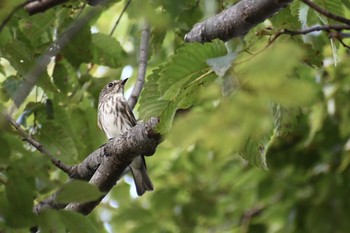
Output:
129,156,154,196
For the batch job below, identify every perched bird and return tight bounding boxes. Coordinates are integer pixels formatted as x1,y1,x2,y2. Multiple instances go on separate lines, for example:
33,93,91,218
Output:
98,79,153,196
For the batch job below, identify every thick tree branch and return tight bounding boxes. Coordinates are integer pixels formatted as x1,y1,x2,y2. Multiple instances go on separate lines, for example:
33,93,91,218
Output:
24,0,101,15
301,0,350,25
185,0,292,43
4,113,73,175
24,0,68,15
128,23,150,110
34,117,160,215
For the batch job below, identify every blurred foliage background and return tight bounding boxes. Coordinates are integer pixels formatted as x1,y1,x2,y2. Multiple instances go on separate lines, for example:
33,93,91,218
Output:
1,0,350,232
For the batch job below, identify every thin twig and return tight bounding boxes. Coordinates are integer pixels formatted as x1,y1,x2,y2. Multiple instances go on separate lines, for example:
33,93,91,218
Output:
301,0,350,25
4,112,73,175
337,39,350,50
128,22,150,110
280,24,350,36
109,0,131,36
235,24,350,65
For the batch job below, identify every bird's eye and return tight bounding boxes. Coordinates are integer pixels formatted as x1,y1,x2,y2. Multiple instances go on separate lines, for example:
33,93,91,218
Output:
107,82,114,88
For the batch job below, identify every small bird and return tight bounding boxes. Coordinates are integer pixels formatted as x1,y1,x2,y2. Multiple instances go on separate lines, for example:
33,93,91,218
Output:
98,79,153,196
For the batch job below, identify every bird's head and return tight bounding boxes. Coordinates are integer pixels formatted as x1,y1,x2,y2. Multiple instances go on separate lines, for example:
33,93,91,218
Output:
99,79,128,99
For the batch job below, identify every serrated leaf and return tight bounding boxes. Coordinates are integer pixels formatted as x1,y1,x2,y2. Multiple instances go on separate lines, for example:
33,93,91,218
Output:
290,0,301,17
239,135,271,170
273,105,300,138
56,180,103,203
158,40,227,97
330,38,338,66
314,0,344,17
90,33,123,67
155,101,177,133
142,41,227,133
298,3,309,27
305,102,327,145
139,68,170,121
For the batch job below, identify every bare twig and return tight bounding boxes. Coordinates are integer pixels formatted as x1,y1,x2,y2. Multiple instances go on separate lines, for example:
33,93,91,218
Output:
128,23,150,110
235,24,350,65
4,113,73,175
272,25,350,50
109,0,131,36
301,0,350,25
279,24,350,36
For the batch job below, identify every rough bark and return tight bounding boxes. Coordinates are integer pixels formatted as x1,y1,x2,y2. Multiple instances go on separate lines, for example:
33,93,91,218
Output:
185,0,293,43
34,117,160,215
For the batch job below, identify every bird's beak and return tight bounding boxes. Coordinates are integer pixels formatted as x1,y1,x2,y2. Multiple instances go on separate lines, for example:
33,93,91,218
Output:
121,78,128,86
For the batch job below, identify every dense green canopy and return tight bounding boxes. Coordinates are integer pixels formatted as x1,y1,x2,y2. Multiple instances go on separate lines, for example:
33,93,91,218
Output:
0,0,350,232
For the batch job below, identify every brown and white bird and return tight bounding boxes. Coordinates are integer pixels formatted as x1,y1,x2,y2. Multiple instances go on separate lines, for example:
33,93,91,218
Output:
98,79,153,196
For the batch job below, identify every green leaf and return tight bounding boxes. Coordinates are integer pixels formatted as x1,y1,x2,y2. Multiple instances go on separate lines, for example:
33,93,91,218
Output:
90,33,123,68
314,0,344,17
60,210,100,233
1,75,22,101
273,105,300,138
5,162,36,228
52,62,69,94
239,135,272,170
305,102,327,145
158,40,227,98
37,209,66,233
139,68,171,120
38,120,79,163
1,40,34,75
18,9,55,48
140,40,227,133
62,25,92,67
56,180,103,203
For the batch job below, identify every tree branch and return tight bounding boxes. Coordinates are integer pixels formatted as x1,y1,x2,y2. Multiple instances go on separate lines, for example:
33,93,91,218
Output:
128,22,150,110
34,117,160,215
3,112,73,175
24,0,68,15
280,24,350,36
184,0,292,43
268,24,350,50
301,0,350,25
24,0,102,15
